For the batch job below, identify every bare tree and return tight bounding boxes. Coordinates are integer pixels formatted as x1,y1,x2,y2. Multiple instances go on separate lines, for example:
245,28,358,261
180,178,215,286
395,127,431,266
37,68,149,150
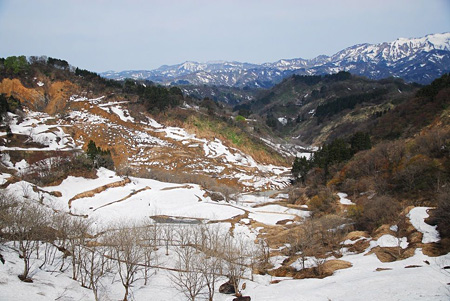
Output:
50,211,74,272
198,253,222,301
79,244,111,301
170,245,206,301
198,224,224,301
288,219,316,270
176,225,193,248
141,222,159,285
162,224,173,256
65,216,93,281
221,234,249,296
246,238,270,278
0,191,17,242
107,223,145,301
317,215,348,256
7,201,49,281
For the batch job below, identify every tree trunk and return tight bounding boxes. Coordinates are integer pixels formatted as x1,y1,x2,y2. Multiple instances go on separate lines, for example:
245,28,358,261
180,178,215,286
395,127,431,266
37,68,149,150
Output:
22,256,30,279
123,285,129,301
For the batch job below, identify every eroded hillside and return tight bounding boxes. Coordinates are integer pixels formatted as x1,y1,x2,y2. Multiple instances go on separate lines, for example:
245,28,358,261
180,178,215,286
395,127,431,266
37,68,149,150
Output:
0,75,290,192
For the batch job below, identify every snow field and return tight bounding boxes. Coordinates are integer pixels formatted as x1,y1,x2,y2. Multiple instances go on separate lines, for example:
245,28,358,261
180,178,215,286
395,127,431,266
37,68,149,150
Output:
1,165,449,300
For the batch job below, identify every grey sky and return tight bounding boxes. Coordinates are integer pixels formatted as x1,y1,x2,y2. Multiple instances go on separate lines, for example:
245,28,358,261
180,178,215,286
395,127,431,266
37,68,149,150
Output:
0,0,449,72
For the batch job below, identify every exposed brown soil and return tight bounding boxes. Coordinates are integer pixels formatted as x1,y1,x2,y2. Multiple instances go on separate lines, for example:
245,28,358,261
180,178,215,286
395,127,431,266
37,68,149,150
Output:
366,246,415,263
68,177,131,208
346,239,371,254
375,267,392,272
0,78,79,114
161,185,195,191
94,186,151,211
268,259,352,279
422,238,450,256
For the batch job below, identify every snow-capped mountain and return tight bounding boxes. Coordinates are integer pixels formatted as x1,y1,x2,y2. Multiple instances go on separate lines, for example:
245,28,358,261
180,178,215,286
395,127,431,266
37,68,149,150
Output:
102,32,450,86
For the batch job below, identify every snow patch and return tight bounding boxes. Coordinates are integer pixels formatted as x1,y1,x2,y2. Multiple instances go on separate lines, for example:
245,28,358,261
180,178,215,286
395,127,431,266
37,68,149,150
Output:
376,234,408,249
407,207,440,243
338,192,355,205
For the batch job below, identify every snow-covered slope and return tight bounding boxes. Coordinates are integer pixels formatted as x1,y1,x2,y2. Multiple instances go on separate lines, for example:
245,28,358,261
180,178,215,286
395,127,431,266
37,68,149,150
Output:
0,95,290,191
1,112,448,300
101,32,450,86
0,167,448,301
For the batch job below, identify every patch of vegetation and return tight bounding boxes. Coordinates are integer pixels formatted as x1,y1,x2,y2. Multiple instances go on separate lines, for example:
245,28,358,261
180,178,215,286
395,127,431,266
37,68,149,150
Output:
0,94,22,122
20,151,97,186
371,76,450,140
315,89,389,121
416,73,450,98
123,79,183,113
292,132,372,184
186,114,287,165
1,55,29,75
86,140,115,170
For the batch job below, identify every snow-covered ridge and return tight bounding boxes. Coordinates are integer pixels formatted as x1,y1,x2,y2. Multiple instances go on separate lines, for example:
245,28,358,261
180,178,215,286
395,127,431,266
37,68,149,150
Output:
101,32,450,86
332,32,450,63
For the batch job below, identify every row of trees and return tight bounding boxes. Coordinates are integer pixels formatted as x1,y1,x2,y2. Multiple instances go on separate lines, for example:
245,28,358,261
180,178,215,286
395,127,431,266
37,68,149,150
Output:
0,55,122,90
0,191,262,300
1,56,70,75
315,89,388,121
123,79,183,113
1,55,186,115
291,71,352,87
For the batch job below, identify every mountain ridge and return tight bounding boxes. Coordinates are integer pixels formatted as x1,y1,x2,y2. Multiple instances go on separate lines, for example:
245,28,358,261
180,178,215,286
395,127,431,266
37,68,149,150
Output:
101,32,450,87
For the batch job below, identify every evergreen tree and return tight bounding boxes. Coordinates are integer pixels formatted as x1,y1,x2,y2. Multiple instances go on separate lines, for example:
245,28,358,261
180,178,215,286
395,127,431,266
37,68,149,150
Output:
350,132,372,154
0,94,8,122
3,56,29,74
292,156,311,184
86,140,99,160
85,140,114,169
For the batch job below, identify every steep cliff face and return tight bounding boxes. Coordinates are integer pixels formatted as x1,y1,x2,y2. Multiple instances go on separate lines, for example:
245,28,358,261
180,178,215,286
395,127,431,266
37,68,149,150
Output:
0,78,79,114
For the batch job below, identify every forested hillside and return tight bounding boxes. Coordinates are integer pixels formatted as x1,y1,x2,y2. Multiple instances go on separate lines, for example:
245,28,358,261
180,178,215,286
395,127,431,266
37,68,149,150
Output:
289,73,450,242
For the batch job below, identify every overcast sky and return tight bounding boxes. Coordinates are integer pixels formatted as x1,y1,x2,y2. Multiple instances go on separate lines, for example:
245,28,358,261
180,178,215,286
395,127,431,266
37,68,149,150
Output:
0,0,449,72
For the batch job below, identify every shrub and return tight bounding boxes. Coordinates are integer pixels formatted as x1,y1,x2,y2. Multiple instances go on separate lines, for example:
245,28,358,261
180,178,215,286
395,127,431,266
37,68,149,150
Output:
308,188,336,215
431,187,450,238
354,195,401,233
235,115,246,122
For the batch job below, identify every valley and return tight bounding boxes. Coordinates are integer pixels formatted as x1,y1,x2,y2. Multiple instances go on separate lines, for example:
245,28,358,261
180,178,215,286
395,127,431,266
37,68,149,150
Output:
0,54,449,301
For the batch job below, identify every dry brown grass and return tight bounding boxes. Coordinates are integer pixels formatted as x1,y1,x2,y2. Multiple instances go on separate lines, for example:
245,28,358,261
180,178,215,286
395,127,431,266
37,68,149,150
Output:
344,231,370,241
422,238,450,256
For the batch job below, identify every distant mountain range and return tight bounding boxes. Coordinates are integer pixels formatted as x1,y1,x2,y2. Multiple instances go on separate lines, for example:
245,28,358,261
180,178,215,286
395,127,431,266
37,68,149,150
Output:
101,32,450,87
